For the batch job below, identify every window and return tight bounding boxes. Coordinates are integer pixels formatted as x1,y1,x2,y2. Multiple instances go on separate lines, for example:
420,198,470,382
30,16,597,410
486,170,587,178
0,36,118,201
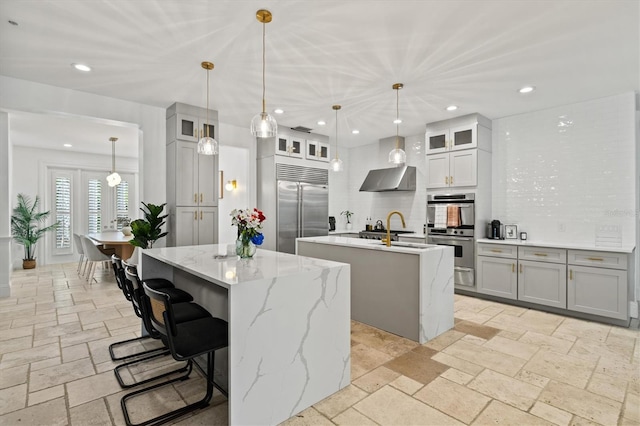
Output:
87,178,102,234
53,174,72,253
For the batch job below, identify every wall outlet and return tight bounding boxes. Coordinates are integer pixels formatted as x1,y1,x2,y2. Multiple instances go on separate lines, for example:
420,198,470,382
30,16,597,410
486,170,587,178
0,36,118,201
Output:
558,223,566,232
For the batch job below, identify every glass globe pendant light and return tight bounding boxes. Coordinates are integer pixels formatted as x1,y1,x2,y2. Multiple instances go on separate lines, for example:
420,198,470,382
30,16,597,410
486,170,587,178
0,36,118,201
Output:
329,105,344,172
389,83,407,165
197,61,218,155
250,9,278,138
106,137,121,187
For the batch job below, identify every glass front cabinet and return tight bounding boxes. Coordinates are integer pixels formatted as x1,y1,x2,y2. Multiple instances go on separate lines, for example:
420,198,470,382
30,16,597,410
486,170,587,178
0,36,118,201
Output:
306,140,330,162
275,135,304,158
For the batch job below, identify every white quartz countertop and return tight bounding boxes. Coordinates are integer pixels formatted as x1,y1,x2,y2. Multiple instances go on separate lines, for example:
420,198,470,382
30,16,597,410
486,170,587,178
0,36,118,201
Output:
143,244,349,289
476,238,635,254
297,236,445,255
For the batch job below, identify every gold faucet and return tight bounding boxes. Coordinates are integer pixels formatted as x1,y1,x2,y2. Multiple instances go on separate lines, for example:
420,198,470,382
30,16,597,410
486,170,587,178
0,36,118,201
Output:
381,210,406,247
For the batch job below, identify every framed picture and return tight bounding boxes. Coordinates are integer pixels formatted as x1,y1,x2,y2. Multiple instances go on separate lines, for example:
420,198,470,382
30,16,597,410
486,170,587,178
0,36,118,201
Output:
505,225,518,239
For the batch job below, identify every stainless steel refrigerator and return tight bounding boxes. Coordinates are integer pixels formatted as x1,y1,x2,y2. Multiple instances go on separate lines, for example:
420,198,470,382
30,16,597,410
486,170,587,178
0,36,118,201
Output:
277,180,328,254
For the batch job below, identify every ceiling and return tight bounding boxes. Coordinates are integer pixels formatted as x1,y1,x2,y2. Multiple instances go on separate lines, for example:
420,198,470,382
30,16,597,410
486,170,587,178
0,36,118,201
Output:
1,0,638,156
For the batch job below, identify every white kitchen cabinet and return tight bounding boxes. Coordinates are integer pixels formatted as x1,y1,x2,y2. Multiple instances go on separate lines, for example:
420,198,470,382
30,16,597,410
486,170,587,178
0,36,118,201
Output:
567,250,628,320
166,102,219,248
426,150,477,188
170,112,216,143
477,243,518,300
175,206,218,246
426,123,480,154
306,140,330,162
275,135,304,158
174,141,218,207
518,259,567,309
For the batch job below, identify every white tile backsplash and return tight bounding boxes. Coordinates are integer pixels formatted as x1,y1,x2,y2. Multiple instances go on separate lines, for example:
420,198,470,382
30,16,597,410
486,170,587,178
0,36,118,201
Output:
492,92,637,247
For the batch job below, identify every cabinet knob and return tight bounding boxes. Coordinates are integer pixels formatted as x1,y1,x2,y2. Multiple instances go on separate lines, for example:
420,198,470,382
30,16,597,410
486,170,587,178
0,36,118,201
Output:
512,263,515,273
200,193,203,203
194,211,197,221
586,257,604,261
490,249,502,253
200,211,203,220
194,194,198,203
445,176,449,185
450,176,453,185
569,269,573,280
519,264,523,273
534,253,548,257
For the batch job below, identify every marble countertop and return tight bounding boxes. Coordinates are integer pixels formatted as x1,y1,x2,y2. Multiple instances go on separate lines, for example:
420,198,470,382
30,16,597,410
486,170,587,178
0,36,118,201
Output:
143,244,348,288
476,238,635,254
297,236,445,255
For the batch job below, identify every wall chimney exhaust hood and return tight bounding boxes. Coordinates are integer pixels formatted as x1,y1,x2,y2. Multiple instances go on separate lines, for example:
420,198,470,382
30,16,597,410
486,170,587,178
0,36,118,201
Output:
359,165,416,192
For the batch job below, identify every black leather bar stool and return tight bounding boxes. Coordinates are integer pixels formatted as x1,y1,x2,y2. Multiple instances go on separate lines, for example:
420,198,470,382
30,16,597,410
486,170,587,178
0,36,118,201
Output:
120,285,228,426
112,265,211,389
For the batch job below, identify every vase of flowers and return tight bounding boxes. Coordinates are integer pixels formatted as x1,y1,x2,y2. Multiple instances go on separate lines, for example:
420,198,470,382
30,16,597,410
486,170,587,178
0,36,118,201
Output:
231,208,266,258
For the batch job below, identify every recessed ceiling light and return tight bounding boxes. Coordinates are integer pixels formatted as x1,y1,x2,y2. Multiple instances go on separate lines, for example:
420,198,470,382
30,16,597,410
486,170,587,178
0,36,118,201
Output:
351,129,359,134
519,86,535,94
393,118,402,124
317,120,326,126
274,108,284,114
63,143,72,148
8,20,18,26
446,105,458,111
72,63,91,72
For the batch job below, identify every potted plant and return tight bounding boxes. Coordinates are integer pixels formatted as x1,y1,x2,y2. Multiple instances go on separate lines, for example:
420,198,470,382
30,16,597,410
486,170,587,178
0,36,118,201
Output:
10,193,59,269
116,217,132,236
130,202,168,249
341,210,354,230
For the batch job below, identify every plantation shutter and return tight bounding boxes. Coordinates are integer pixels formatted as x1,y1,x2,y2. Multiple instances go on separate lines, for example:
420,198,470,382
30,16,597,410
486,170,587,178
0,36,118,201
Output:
88,178,102,233
54,176,71,249
115,180,129,230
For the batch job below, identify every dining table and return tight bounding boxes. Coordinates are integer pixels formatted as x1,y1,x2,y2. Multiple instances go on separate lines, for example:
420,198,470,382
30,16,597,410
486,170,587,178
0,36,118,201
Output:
88,231,135,261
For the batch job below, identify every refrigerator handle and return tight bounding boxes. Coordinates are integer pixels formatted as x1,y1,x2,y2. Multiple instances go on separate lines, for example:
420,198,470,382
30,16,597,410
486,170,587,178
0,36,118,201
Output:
298,183,303,238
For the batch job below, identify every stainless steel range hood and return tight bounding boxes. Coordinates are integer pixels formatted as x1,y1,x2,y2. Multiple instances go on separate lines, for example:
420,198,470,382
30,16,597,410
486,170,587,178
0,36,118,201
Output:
359,165,416,192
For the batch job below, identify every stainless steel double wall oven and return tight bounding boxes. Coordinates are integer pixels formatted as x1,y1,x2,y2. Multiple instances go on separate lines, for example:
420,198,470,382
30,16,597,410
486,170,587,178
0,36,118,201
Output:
426,193,476,289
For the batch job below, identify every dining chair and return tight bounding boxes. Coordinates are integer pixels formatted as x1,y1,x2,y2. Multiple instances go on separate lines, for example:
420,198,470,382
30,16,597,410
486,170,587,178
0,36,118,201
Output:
80,235,111,283
73,233,87,277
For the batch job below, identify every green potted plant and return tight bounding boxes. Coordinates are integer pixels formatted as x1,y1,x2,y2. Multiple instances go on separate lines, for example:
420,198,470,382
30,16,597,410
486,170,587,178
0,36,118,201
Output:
130,202,168,249
11,193,59,269
341,210,354,230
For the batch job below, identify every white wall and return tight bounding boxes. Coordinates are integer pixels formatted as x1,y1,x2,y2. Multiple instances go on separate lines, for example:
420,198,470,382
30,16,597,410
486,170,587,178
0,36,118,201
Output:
218,145,250,244
345,134,426,233
491,92,637,248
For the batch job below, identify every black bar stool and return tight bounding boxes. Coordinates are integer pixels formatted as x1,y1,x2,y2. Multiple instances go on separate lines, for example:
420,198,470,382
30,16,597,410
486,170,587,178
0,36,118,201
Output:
120,285,228,426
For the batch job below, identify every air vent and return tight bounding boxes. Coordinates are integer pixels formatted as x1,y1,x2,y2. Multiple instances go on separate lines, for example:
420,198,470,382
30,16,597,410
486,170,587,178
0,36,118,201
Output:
290,126,312,133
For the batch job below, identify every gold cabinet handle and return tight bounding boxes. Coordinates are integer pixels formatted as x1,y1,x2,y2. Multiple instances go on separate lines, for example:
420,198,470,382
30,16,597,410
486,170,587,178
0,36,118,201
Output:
519,264,523,273
569,269,573,280
200,193,203,203
450,176,453,185
512,263,515,273
534,253,548,257
445,176,449,185
194,193,198,203
200,211,203,220
194,211,197,221
587,257,604,261
490,249,502,253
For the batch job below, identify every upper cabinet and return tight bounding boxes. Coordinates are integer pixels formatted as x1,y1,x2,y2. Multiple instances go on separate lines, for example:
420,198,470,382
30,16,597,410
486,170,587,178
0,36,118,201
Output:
169,112,216,143
275,135,304,158
306,140,330,162
425,113,492,189
426,114,492,155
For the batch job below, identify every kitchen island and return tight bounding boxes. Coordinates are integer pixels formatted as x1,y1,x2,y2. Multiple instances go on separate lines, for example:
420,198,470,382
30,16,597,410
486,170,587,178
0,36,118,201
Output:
140,244,350,426
297,236,454,344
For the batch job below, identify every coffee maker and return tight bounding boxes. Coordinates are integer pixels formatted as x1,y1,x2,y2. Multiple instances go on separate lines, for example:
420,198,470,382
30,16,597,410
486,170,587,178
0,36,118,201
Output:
486,220,504,239
329,216,336,231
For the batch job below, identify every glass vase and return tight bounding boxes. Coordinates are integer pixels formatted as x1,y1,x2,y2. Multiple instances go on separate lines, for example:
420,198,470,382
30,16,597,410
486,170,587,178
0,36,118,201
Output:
236,237,257,258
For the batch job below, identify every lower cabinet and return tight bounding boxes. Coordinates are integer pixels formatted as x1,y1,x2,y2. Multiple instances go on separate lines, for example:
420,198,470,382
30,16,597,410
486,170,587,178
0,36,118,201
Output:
175,207,218,247
568,250,628,320
477,253,517,300
476,243,630,322
518,260,567,309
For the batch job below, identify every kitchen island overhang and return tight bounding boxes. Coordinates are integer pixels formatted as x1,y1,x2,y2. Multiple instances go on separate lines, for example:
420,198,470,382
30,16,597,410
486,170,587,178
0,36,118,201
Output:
140,244,350,426
296,236,454,344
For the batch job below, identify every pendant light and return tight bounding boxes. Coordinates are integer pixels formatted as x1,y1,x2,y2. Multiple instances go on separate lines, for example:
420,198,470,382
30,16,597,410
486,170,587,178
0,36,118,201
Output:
197,61,218,155
389,83,407,165
250,9,278,138
106,137,121,187
329,105,344,172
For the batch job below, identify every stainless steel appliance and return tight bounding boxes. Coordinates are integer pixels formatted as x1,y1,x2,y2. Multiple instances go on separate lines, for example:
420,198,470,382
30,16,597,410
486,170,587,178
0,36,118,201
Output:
426,193,476,289
358,229,413,241
277,173,328,254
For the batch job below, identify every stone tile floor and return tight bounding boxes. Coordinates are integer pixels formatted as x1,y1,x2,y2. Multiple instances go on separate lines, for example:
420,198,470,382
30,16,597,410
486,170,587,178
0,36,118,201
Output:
1,262,638,425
